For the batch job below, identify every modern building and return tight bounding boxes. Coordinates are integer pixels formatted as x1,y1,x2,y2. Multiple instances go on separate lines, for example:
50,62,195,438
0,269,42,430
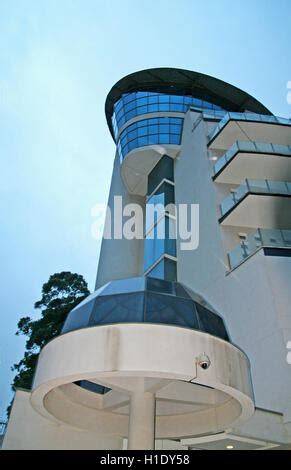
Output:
3,68,291,450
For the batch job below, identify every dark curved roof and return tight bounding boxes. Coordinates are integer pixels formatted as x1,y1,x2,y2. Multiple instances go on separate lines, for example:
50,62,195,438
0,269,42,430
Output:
105,67,272,139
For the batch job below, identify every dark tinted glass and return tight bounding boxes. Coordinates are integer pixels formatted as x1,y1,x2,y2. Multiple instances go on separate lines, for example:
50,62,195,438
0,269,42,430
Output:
144,217,176,272
89,293,145,325
112,91,224,139
117,117,183,162
147,257,177,281
75,380,111,395
196,303,229,341
145,292,199,329
146,183,175,231
148,155,174,194
146,276,175,295
100,276,145,296
61,276,229,342
174,283,192,299
62,299,95,333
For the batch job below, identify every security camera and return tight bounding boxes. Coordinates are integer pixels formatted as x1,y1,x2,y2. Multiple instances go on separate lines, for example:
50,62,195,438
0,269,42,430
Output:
197,353,211,370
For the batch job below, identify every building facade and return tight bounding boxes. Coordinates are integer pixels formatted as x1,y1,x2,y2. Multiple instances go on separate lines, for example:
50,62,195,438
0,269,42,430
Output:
3,68,291,450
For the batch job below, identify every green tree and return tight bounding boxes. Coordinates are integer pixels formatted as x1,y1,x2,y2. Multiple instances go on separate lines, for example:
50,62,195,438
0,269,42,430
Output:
8,271,90,416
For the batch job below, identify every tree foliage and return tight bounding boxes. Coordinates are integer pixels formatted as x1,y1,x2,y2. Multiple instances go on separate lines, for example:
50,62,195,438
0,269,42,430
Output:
9,272,90,413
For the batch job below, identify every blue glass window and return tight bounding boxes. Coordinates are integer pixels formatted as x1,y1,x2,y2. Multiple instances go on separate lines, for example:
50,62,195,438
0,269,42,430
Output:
144,216,177,272
146,257,177,282
148,155,174,196
117,117,183,162
146,182,175,232
112,91,225,139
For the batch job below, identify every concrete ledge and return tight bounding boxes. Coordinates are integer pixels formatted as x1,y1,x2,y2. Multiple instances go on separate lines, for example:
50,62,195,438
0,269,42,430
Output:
31,323,254,439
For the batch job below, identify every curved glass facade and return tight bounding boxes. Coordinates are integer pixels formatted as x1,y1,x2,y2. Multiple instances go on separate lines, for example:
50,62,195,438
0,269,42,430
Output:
145,156,177,280
62,276,230,342
117,117,183,162
112,91,224,139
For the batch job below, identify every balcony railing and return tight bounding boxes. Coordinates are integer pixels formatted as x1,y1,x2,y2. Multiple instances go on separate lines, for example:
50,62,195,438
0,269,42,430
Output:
228,228,291,270
213,141,291,177
220,178,291,218
0,422,6,435
208,112,291,145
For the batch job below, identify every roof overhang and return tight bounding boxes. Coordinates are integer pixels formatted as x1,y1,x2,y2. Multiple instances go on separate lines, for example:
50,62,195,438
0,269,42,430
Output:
105,67,272,139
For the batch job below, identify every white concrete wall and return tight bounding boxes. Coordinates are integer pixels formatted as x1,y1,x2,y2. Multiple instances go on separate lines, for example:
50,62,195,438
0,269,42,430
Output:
3,390,123,450
175,109,291,421
95,153,145,288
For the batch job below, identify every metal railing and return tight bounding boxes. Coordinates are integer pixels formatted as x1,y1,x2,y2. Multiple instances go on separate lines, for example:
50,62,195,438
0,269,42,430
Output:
213,141,291,176
228,228,291,270
208,112,291,144
220,178,291,218
0,422,7,435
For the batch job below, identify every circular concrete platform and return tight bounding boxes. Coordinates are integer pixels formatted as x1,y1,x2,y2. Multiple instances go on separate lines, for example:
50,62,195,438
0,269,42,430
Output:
31,323,254,447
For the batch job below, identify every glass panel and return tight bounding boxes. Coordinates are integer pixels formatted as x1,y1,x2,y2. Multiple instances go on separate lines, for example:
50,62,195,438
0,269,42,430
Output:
228,228,291,270
159,124,170,133
138,136,148,147
148,125,158,134
148,134,159,145
144,217,176,272
208,112,291,144
159,134,170,144
147,257,177,281
282,230,291,245
228,243,247,270
146,277,174,295
76,381,111,395
117,118,183,160
137,127,148,137
127,129,138,140
170,134,180,145
235,181,248,199
148,181,175,205
148,96,158,105
112,89,225,138
148,155,174,194
170,124,182,134
138,97,147,106
159,95,169,103
220,194,237,216
136,91,148,98
62,299,95,333
213,155,227,174
148,104,158,113
126,109,136,120
196,304,229,341
174,283,192,299
146,183,175,231
100,276,146,296
145,292,199,329
138,105,147,115
89,293,144,325
123,93,134,104
248,179,268,192
124,100,136,112
170,95,183,104
267,180,289,194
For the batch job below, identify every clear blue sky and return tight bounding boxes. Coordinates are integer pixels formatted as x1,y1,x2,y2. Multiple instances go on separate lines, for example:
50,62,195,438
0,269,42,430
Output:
0,0,290,419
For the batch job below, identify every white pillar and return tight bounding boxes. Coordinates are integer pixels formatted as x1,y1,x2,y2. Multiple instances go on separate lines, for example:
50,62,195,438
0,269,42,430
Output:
128,391,156,450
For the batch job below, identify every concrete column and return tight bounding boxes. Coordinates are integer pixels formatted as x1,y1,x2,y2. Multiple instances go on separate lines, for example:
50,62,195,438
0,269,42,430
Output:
128,391,156,450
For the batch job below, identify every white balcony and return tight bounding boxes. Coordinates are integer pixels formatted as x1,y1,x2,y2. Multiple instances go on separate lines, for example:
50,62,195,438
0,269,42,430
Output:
213,141,291,184
208,113,291,151
227,228,291,270
219,179,291,228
